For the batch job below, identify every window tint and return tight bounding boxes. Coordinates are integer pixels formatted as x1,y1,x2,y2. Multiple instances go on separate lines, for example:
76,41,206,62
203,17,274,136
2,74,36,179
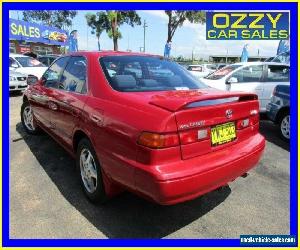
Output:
59,56,87,93
231,65,263,83
42,57,69,88
267,65,290,82
100,56,207,92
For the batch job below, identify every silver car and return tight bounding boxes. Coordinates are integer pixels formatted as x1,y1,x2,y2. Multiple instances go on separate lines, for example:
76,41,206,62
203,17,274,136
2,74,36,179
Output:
9,70,27,93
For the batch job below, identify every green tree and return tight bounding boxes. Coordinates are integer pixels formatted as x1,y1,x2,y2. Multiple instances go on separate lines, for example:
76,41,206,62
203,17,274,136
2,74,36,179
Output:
23,10,77,29
85,12,108,51
165,11,206,42
106,11,141,51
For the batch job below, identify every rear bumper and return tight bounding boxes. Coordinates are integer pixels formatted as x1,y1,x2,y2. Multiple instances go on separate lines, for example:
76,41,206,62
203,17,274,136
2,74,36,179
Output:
134,133,265,205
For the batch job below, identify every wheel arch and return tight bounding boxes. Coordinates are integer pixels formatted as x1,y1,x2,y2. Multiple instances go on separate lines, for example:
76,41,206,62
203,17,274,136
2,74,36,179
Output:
72,129,91,153
275,106,290,124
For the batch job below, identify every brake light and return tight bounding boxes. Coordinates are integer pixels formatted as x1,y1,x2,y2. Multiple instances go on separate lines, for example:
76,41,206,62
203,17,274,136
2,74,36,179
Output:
179,128,209,145
137,132,179,149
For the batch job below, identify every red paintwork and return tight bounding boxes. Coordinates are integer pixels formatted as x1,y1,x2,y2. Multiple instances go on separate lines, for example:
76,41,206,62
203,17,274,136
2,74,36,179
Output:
24,51,265,205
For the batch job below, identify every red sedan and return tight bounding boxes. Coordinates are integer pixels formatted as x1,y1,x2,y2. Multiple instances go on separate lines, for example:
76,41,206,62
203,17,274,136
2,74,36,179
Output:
21,51,265,205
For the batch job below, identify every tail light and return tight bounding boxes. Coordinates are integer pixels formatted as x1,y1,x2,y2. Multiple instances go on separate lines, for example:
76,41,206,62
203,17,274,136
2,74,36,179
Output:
237,110,259,130
179,128,209,145
137,132,179,149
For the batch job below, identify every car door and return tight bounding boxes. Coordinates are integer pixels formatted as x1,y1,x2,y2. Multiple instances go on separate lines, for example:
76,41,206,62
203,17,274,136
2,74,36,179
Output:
261,64,290,112
48,56,89,147
29,56,69,129
226,64,264,110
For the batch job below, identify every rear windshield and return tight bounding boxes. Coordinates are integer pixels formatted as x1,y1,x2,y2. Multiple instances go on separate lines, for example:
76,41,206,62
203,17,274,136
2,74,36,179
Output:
15,57,45,67
99,55,207,92
204,64,241,80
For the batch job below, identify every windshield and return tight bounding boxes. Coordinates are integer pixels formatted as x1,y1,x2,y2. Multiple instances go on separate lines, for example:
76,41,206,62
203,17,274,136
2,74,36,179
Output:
100,55,207,92
15,57,45,67
204,64,242,80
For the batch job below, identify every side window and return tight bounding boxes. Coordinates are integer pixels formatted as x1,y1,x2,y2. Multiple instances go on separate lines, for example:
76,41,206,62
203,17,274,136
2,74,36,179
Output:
231,65,263,83
267,65,290,82
59,56,87,93
38,57,48,66
42,57,69,88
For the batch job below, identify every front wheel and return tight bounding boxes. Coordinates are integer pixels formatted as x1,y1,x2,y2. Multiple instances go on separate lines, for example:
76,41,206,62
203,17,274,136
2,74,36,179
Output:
279,111,290,141
76,138,108,204
21,101,40,134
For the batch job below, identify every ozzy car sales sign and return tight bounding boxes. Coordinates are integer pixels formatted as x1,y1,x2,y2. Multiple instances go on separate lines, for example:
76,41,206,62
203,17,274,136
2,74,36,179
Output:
206,12,289,40
9,18,68,45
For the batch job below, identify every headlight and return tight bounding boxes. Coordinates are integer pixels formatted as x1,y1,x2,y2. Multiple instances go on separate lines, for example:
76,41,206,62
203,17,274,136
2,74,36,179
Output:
9,76,17,81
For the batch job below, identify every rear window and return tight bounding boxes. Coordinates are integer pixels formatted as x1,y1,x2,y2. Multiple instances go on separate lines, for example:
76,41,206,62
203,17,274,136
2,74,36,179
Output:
205,64,241,80
99,55,207,92
15,57,45,67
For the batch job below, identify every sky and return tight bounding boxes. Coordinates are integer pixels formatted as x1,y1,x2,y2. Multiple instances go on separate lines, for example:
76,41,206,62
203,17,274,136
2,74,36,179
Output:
10,10,280,59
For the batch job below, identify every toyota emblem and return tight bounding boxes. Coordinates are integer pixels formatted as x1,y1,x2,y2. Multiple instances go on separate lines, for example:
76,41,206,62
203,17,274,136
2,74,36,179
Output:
225,109,233,119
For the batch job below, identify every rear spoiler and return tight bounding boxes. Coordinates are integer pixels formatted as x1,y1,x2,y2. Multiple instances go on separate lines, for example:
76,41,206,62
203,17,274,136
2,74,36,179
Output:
149,92,257,112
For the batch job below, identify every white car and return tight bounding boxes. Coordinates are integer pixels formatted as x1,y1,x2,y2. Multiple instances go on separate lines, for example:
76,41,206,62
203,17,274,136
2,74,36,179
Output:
9,53,47,79
187,64,217,78
200,62,290,112
9,70,27,92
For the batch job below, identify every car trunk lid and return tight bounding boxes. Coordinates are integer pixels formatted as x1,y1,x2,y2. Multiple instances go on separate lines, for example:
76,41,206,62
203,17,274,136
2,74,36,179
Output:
149,89,259,159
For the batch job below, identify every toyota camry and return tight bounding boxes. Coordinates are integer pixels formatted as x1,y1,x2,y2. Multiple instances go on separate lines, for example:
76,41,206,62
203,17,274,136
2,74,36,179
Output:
21,51,265,205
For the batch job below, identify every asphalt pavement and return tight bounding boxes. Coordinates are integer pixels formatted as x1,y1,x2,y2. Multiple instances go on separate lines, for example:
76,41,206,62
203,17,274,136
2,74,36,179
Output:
9,92,290,239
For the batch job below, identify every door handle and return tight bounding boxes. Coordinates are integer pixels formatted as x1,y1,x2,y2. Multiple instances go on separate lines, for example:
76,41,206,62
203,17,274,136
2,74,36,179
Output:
90,114,103,126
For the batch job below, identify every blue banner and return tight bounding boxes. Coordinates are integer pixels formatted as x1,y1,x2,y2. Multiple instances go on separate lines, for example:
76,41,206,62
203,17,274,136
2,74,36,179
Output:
9,18,68,46
206,12,289,40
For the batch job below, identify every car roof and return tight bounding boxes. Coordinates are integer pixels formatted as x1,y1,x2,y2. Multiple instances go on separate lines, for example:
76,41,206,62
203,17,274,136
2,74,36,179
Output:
10,53,29,58
67,50,162,58
230,61,290,67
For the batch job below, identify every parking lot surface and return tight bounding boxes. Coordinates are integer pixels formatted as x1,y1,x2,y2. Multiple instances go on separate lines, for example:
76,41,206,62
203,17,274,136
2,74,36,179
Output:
9,93,290,239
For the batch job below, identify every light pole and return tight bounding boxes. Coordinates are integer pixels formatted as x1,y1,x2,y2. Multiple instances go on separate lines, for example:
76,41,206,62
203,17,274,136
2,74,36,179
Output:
143,20,147,52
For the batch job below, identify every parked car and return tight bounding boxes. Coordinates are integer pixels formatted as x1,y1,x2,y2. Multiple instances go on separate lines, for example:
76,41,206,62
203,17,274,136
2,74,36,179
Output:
21,51,265,205
266,85,290,141
187,64,217,78
37,54,60,67
200,62,290,113
10,53,47,79
9,70,27,93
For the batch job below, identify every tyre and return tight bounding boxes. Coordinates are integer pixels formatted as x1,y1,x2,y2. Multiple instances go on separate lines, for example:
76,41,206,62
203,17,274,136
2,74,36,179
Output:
76,138,108,203
279,111,290,141
20,101,40,135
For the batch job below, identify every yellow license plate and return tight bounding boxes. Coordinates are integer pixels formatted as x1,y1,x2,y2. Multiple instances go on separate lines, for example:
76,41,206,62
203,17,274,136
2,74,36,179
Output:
211,122,236,146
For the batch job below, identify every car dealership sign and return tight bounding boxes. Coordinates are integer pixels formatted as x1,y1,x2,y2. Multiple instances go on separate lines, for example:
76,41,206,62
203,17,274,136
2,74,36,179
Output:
206,12,289,40
9,18,68,45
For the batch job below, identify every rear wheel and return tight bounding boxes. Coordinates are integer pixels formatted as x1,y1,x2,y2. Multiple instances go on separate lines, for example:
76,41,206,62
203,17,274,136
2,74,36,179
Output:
21,101,40,134
76,138,108,203
279,111,290,141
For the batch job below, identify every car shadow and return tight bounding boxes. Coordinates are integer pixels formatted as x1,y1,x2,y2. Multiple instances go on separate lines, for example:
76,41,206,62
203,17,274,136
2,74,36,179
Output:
15,122,231,239
259,120,290,152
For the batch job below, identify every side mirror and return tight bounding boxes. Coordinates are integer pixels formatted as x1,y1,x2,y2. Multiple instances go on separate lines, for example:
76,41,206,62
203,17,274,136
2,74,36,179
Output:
226,77,238,84
27,75,39,85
